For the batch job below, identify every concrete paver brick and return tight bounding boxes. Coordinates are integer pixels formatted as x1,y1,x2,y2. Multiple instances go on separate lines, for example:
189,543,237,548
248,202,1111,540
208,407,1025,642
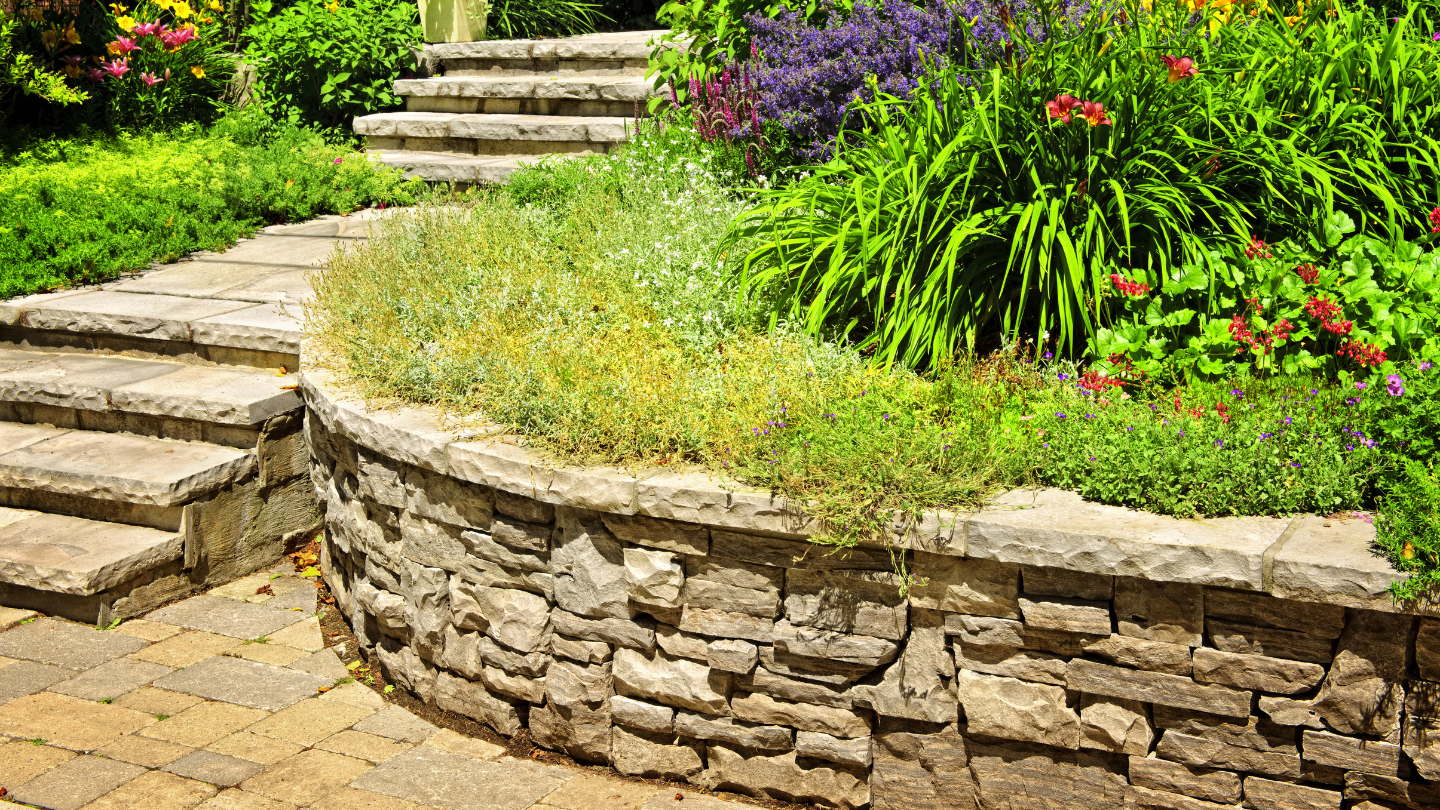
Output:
146,596,307,641
350,705,438,743
229,643,310,667
538,773,659,810
0,692,154,752
164,750,266,788
351,747,568,810
140,702,269,748
94,734,193,768
50,657,172,702
0,618,149,670
318,681,385,710
9,754,146,810
239,749,373,806
287,648,348,680
207,575,281,603
264,616,323,652
310,786,429,810
639,791,741,810
421,728,504,761
0,606,37,631
196,788,299,810
246,698,374,746
0,660,74,704
80,768,218,810
204,732,303,766
114,687,205,717
152,655,330,711
264,588,317,614
112,619,183,642
0,740,76,787
131,631,242,668
315,730,413,764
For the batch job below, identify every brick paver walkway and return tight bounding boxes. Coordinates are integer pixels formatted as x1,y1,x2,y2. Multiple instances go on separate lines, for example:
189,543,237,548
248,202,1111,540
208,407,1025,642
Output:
0,565,747,810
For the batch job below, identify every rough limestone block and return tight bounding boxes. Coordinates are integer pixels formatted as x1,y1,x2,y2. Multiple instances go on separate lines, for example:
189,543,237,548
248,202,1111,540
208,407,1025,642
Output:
1300,730,1402,777
494,490,553,525
602,513,709,555
612,648,732,715
1022,565,1114,601
796,731,872,768
758,646,876,686
611,726,703,780
1128,756,1242,804
955,669,1079,749
400,511,468,572
479,635,550,678
355,583,407,631
401,560,449,659
530,699,611,763
546,658,613,710
685,555,785,591
1306,610,1411,738
1418,620,1440,681
1083,634,1193,676
1156,731,1299,778
954,644,1068,686
681,578,779,618
851,609,956,724
1078,695,1152,756
706,638,758,674
550,633,614,664
376,637,437,702
709,529,890,571
1269,514,1403,612
1403,715,1440,781
481,664,546,703
456,582,551,653
1115,579,1203,647
742,666,852,709
1150,706,1298,754
1241,776,1340,810
550,608,654,653
460,529,549,574
404,465,493,529
438,625,484,680
1205,620,1333,665
771,619,899,667
656,623,710,661
1203,590,1344,639
871,726,972,810
358,450,405,508
784,569,908,640
675,711,793,752
945,614,1025,647
624,547,683,608
1258,695,1323,729
610,695,674,734
489,515,552,552
1192,649,1325,695
702,745,871,810
1343,770,1440,810
910,553,1020,619
1020,596,1113,635
551,507,631,619
966,737,1128,810
434,670,524,736
731,692,872,739
1066,660,1251,718
679,606,774,643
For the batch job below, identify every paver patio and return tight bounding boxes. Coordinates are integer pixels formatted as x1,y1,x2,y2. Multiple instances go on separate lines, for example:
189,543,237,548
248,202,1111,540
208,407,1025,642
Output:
0,567,751,810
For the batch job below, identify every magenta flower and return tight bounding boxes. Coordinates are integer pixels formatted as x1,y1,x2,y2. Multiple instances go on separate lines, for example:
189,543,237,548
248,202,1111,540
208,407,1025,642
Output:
1045,93,1080,124
140,71,163,87
334,157,343,164
160,25,197,48
132,21,167,37
101,58,131,79
87,68,107,82
1161,55,1198,82
1079,100,1113,127
1386,374,1405,397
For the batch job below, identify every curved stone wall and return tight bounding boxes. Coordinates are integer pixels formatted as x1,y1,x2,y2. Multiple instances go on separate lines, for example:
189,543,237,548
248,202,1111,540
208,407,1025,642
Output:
304,367,1440,810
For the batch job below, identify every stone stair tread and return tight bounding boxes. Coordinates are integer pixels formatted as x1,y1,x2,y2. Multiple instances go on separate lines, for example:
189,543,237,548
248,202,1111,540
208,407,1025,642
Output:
368,150,563,184
0,290,301,356
355,112,633,142
393,75,655,102
0,422,255,507
427,30,666,62
0,507,182,595
0,348,301,426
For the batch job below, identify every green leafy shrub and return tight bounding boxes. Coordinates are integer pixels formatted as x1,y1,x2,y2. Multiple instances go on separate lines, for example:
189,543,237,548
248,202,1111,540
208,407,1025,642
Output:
1,16,88,119
243,0,420,133
1376,459,1440,601
0,109,423,299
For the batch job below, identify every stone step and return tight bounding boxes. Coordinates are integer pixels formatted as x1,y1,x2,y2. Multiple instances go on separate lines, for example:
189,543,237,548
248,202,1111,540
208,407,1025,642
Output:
357,112,633,143
0,290,301,370
0,347,300,448
0,507,182,596
425,30,665,65
0,421,254,533
393,76,656,116
366,150,559,185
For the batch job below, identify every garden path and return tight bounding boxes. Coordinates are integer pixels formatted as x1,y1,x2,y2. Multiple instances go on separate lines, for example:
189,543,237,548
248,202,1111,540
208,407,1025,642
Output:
0,566,744,810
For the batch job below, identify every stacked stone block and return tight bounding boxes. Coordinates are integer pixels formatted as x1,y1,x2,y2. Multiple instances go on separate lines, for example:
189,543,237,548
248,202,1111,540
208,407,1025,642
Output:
308,401,1440,810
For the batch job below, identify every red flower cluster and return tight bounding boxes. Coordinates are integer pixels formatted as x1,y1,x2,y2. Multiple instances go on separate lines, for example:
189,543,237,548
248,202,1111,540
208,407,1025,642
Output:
1045,95,1113,127
1303,294,1352,334
1245,236,1272,260
1339,339,1386,367
1109,273,1151,297
1215,400,1231,423
1295,263,1319,284
1429,207,1440,234
1078,370,1125,392
1228,293,1292,355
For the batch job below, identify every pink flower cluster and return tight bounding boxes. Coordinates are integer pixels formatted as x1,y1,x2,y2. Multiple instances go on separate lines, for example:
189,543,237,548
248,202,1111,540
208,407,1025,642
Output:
1108,273,1150,297
1045,94,1112,127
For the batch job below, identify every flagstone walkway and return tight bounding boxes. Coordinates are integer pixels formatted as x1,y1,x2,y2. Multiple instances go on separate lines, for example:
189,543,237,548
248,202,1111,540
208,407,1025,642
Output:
0,216,756,810
0,566,743,810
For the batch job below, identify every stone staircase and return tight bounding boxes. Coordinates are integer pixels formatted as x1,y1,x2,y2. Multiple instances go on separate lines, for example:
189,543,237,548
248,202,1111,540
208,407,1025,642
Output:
354,30,668,184
0,222,329,626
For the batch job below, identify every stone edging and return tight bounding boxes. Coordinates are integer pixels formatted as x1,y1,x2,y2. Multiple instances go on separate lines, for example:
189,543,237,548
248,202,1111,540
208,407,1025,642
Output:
302,368,1417,616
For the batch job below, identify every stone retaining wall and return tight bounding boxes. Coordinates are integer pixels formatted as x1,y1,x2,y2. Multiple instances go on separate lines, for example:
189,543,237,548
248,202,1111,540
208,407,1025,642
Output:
304,368,1440,810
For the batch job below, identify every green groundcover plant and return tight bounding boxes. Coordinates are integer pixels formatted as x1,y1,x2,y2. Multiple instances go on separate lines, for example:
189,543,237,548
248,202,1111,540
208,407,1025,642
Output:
0,109,422,298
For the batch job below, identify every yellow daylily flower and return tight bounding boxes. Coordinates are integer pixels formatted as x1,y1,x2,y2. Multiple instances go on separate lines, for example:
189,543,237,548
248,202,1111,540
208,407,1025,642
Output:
63,23,80,44
116,14,137,29
325,1,338,11
191,65,205,77
207,0,223,10
154,0,173,8
172,1,195,18
108,3,128,12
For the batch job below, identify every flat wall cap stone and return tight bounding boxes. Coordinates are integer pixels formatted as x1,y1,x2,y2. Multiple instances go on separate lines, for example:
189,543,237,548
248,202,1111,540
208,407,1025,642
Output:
301,365,1414,613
